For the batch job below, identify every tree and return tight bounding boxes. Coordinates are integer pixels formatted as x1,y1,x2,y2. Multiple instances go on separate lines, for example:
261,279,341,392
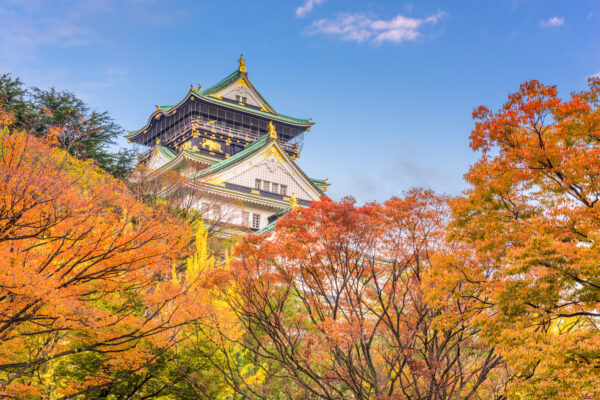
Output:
211,191,502,400
128,165,242,242
0,107,196,398
451,78,600,399
0,74,32,126
0,73,135,178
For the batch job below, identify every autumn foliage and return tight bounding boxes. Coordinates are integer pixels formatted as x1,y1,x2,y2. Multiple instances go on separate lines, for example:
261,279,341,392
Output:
451,78,600,398
0,108,197,398
212,192,503,400
1,77,599,400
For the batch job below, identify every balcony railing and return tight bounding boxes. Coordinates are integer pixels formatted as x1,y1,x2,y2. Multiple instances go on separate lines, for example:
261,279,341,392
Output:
140,116,299,161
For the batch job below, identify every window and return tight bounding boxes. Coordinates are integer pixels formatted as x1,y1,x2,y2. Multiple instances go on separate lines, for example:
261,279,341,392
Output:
272,183,279,193
262,181,270,192
242,211,250,227
280,185,287,196
235,95,240,102
242,96,247,103
255,179,262,190
252,213,261,229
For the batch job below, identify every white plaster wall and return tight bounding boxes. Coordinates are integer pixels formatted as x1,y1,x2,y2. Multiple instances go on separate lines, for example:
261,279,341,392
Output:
219,84,263,108
192,195,280,230
147,151,171,170
221,153,321,201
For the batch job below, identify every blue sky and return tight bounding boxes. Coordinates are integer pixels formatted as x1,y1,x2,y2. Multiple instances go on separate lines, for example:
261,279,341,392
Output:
1,0,598,203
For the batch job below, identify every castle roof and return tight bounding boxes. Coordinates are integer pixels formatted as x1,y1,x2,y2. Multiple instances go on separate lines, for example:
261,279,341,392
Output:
126,57,313,141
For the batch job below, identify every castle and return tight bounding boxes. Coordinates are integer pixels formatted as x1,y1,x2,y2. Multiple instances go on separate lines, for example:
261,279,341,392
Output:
127,56,328,232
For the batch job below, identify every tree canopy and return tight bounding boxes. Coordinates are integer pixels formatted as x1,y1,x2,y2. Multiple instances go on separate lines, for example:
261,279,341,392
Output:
0,73,135,178
1,77,599,399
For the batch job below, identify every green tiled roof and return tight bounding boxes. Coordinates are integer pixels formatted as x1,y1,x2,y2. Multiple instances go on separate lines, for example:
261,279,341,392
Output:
204,183,292,208
126,92,311,138
200,69,278,115
200,70,244,95
256,220,277,234
127,67,314,139
185,151,221,164
310,178,327,185
190,134,325,198
157,145,176,159
196,92,310,125
195,134,272,178
292,159,325,196
257,207,292,234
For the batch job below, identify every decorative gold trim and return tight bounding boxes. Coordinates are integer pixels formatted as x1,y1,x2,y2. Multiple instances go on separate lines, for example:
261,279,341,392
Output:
202,138,222,153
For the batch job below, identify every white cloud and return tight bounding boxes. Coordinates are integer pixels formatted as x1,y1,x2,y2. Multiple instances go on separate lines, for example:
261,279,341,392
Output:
590,71,600,79
540,16,564,28
309,10,445,44
296,0,327,18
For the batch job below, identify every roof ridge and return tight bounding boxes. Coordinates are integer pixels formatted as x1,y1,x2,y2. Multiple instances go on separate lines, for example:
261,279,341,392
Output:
200,69,244,95
197,93,310,124
195,134,273,178
156,145,176,159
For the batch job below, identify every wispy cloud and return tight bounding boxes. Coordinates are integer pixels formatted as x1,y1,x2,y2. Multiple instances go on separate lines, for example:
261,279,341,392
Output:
540,16,564,28
296,0,326,18
309,11,445,44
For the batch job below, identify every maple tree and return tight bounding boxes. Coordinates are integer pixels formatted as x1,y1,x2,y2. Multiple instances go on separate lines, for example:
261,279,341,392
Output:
213,191,503,400
0,107,198,398
450,78,600,398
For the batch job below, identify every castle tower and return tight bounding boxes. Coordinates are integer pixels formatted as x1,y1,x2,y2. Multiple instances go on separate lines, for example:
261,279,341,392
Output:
127,56,329,232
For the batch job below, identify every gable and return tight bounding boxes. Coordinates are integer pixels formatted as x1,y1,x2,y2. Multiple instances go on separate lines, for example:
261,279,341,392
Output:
201,142,322,202
147,148,173,170
212,77,274,113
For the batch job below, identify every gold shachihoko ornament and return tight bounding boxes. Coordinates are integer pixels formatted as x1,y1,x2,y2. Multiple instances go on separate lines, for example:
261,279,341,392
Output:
290,193,298,209
238,54,247,73
268,121,277,139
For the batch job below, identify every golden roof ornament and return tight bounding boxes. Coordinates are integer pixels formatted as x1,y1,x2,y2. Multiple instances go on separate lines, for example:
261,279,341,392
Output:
238,54,247,73
156,138,161,145
290,193,298,209
197,84,202,91
156,105,161,111
268,121,277,139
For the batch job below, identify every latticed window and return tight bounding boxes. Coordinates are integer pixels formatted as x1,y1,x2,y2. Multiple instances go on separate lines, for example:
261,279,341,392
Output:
255,179,262,190
272,183,279,193
262,181,270,192
280,185,287,196
242,211,250,227
252,213,261,229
